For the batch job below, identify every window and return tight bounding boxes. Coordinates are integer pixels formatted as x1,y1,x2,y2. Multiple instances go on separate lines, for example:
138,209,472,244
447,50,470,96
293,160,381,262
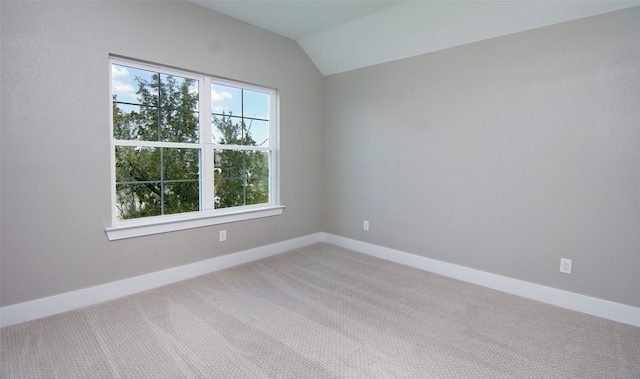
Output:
106,57,282,240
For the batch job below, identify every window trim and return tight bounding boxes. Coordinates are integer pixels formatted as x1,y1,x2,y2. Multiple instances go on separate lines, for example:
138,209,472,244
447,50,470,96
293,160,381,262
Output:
105,205,284,241
107,57,281,240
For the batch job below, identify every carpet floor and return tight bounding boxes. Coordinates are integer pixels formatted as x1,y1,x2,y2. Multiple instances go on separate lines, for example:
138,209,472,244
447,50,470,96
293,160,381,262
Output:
1,243,639,378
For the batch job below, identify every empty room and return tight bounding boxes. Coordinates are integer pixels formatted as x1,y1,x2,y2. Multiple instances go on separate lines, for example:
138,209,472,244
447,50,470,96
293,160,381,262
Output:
1,1,639,377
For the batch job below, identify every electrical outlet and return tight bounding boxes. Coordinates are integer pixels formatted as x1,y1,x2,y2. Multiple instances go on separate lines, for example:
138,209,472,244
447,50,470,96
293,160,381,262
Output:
219,230,227,242
560,258,572,274
363,220,369,231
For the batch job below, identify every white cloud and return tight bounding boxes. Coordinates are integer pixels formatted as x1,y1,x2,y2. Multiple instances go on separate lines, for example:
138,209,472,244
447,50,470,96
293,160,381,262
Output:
112,65,129,78
111,65,137,101
113,80,135,94
211,89,233,102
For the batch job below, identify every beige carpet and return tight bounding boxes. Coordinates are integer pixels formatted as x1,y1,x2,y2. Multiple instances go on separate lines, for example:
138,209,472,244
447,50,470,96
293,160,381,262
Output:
1,243,639,378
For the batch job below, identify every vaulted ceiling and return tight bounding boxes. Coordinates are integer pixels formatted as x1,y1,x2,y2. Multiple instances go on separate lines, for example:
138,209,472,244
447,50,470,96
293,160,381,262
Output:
190,1,640,75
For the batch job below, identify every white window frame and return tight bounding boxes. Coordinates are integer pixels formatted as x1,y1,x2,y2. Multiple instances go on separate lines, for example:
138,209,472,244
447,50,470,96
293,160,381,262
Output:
106,57,282,241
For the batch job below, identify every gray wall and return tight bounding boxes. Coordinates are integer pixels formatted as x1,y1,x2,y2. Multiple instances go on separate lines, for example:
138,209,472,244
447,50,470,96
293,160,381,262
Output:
0,1,324,306
2,2,639,310
323,7,640,308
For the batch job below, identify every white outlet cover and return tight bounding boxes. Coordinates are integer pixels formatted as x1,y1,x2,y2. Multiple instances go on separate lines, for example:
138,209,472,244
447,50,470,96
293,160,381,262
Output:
560,258,572,274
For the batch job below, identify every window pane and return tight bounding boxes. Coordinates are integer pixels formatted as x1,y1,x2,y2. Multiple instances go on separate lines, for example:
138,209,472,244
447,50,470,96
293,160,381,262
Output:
115,146,201,219
163,182,200,215
245,151,270,180
212,117,268,146
245,149,270,206
159,109,199,143
214,150,269,209
162,147,201,215
212,115,243,145
243,90,269,120
115,146,162,219
162,148,200,180
121,67,159,107
245,119,269,147
112,64,156,105
214,149,244,180
245,177,270,206
113,64,200,143
159,74,199,143
211,84,241,117
112,99,161,142
214,178,245,209
115,146,161,183
116,183,162,220
113,103,152,140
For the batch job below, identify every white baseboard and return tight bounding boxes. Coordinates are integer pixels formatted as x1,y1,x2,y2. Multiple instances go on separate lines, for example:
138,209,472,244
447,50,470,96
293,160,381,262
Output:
3,232,638,329
0,233,323,327
319,233,640,328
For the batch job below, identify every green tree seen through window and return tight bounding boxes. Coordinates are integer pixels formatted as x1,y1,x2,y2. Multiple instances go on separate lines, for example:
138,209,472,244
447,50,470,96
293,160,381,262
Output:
213,114,270,209
112,64,270,220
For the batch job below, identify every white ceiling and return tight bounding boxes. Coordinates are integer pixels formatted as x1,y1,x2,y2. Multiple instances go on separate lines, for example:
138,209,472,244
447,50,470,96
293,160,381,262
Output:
190,0,640,75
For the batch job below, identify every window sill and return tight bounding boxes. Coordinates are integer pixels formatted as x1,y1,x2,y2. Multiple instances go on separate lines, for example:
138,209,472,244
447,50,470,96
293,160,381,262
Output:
105,205,285,241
